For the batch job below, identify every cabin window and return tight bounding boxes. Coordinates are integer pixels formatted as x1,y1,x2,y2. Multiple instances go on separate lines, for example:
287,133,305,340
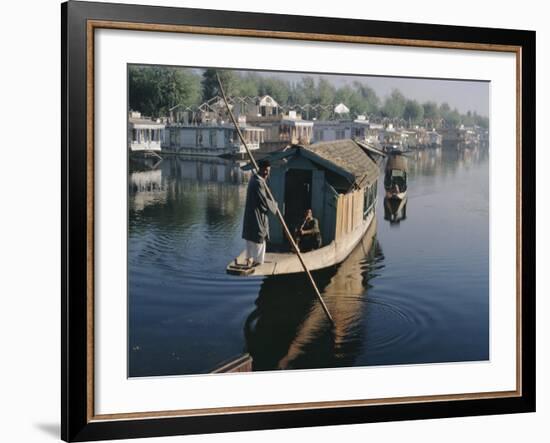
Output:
363,182,377,218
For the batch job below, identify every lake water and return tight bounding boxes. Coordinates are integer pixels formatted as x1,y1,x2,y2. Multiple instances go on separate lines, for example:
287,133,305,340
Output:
128,146,489,377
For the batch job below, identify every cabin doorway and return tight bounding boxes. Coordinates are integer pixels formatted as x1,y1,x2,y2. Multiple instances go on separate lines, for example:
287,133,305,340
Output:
284,169,312,237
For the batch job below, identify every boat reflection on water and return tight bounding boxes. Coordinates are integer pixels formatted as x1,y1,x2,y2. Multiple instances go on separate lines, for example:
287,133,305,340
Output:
244,218,382,371
383,196,408,226
129,157,167,212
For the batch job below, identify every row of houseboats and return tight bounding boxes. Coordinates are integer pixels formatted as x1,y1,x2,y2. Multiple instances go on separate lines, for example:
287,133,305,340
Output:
128,95,488,157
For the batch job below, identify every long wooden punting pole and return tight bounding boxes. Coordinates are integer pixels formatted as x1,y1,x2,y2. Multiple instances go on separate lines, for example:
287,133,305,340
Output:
216,73,334,326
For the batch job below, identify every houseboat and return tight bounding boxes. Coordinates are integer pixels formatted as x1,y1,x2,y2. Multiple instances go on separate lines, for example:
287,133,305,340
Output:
439,126,479,148
164,119,264,157
128,111,165,154
384,153,408,200
247,111,314,153
226,139,384,276
312,116,376,144
378,124,408,152
245,96,314,153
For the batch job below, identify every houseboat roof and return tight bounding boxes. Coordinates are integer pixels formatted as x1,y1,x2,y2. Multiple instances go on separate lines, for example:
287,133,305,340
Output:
173,123,264,131
258,95,279,107
354,139,386,158
256,139,381,189
280,118,314,126
129,117,165,129
334,103,350,114
305,139,380,188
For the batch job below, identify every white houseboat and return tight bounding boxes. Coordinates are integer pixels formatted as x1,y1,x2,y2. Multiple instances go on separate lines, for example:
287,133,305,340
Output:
312,117,374,143
128,111,165,153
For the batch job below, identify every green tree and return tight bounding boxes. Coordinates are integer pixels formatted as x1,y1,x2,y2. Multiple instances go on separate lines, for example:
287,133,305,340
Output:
382,89,407,118
201,69,241,101
236,72,261,97
422,101,440,121
439,102,451,118
462,110,475,127
474,112,489,129
403,100,424,126
294,77,317,104
316,78,336,119
128,65,201,117
258,77,291,104
446,108,462,127
317,78,335,104
353,81,380,115
335,85,360,116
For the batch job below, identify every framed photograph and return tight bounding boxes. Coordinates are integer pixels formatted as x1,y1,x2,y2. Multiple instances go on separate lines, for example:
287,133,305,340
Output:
62,1,535,441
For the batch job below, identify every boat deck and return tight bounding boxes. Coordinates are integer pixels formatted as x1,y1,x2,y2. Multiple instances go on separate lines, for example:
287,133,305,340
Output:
226,212,376,277
227,244,337,276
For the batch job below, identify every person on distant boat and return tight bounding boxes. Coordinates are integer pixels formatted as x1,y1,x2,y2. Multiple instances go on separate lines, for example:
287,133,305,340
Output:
241,159,278,267
295,209,322,252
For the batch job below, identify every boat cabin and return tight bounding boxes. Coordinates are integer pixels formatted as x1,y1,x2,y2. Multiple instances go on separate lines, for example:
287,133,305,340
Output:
384,154,408,198
165,122,264,156
246,110,314,153
128,111,166,152
264,139,382,248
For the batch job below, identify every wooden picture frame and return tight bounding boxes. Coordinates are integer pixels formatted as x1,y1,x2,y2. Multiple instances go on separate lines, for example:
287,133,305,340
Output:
62,1,535,441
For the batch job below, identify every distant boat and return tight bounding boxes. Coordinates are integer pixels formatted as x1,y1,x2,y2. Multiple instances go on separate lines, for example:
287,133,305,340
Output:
227,139,383,276
384,153,408,200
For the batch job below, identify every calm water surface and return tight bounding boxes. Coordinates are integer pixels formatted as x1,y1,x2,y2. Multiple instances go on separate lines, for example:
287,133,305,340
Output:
128,147,489,377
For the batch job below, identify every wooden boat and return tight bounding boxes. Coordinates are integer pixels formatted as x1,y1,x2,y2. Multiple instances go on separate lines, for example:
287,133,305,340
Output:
227,139,383,276
384,153,408,200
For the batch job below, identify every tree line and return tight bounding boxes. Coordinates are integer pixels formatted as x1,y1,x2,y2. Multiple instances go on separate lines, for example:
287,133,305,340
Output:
129,66,489,129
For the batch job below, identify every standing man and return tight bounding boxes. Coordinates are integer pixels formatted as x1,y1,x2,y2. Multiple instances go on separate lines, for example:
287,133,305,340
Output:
242,159,278,267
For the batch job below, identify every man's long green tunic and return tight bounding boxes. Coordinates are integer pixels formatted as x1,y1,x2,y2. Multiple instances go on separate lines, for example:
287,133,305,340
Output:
242,173,277,244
